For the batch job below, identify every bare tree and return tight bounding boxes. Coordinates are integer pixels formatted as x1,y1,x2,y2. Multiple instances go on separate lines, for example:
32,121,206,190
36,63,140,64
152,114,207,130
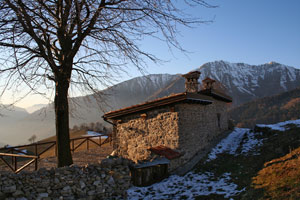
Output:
79,123,88,131
0,0,213,167
95,122,104,132
28,134,37,144
72,125,79,131
89,122,95,131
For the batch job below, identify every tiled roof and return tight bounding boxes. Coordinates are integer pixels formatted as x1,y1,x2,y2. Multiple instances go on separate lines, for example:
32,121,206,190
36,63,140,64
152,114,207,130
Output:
149,145,181,160
103,92,213,119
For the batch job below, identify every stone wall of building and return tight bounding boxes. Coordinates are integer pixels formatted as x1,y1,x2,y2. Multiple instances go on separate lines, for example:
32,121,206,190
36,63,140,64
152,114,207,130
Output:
172,100,229,171
115,107,179,163
113,100,230,173
0,158,131,200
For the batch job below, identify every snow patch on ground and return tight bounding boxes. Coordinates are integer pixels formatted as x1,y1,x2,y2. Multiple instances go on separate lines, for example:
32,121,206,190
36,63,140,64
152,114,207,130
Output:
83,131,108,139
241,131,264,155
207,128,265,161
86,131,103,136
3,145,28,155
128,172,244,200
257,119,300,131
18,149,28,155
207,128,247,161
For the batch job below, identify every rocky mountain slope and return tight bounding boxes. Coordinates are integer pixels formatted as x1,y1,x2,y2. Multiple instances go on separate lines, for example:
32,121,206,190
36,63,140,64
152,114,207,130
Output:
199,61,300,105
152,61,300,105
229,87,300,128
1,61,300,145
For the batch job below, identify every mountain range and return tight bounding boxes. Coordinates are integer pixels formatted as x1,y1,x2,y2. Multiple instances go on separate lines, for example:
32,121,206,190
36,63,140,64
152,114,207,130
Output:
148,61,300,105
1,60,300,145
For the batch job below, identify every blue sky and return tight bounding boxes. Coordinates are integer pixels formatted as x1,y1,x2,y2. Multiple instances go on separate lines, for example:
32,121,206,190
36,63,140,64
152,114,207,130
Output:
3,0,300,108
134,0,300,76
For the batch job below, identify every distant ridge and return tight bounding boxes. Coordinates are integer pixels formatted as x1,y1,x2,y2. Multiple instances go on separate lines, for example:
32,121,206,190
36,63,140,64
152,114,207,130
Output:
229,87,300,128
0,142,6,147
25,104,48,114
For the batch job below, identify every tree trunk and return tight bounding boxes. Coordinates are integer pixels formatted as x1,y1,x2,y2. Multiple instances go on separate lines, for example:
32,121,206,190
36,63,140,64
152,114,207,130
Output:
55,75,73,167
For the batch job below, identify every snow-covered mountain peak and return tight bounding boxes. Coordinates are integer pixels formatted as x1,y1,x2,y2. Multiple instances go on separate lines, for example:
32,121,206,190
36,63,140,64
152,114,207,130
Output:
113,73,177,92
194,61,300,105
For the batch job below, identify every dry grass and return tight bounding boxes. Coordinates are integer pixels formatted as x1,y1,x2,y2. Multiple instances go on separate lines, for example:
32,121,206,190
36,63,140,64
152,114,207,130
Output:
281,97,300,110
252,147,300,199
40,130,87,142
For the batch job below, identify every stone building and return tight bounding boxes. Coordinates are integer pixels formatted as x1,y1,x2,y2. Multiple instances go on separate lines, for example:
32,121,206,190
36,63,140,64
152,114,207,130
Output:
103,71,232,173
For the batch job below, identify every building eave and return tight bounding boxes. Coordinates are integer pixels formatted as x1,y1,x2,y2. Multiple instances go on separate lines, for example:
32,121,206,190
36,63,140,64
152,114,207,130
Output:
103,92,213,120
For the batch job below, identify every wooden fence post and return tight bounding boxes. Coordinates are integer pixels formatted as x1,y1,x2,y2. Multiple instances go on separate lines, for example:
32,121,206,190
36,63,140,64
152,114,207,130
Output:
55,143,57,156
35,144,38,170
72,139,74,153
11,148,14,167
14,156,17,172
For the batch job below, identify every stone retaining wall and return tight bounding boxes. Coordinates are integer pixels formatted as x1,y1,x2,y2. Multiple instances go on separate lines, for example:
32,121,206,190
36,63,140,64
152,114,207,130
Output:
0,158,131,200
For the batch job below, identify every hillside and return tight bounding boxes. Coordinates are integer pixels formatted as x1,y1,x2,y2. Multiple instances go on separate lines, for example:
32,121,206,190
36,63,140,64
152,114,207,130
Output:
0,105,30,145
251,146,300,199
0,142,6,148
40,129,87,142
128,119,300,199
0,105,29,120
25,104,48,113
229,87,300,128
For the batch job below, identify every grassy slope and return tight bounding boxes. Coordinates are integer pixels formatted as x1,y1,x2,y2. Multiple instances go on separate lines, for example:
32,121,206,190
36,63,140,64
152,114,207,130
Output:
229,87,300,128
252,147,300,199
193,125,300,199
40,129,86,142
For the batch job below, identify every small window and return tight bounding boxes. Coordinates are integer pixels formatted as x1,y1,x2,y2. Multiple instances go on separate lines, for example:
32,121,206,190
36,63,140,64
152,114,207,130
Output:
217,113,221,128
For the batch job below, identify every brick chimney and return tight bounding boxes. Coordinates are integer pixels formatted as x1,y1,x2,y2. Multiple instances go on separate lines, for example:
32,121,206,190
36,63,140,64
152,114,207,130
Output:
202,77,216,90
182,71,201,93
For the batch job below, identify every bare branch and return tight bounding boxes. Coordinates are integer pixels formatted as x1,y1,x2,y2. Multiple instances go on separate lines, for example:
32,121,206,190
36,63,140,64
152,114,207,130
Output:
0,0,213,167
